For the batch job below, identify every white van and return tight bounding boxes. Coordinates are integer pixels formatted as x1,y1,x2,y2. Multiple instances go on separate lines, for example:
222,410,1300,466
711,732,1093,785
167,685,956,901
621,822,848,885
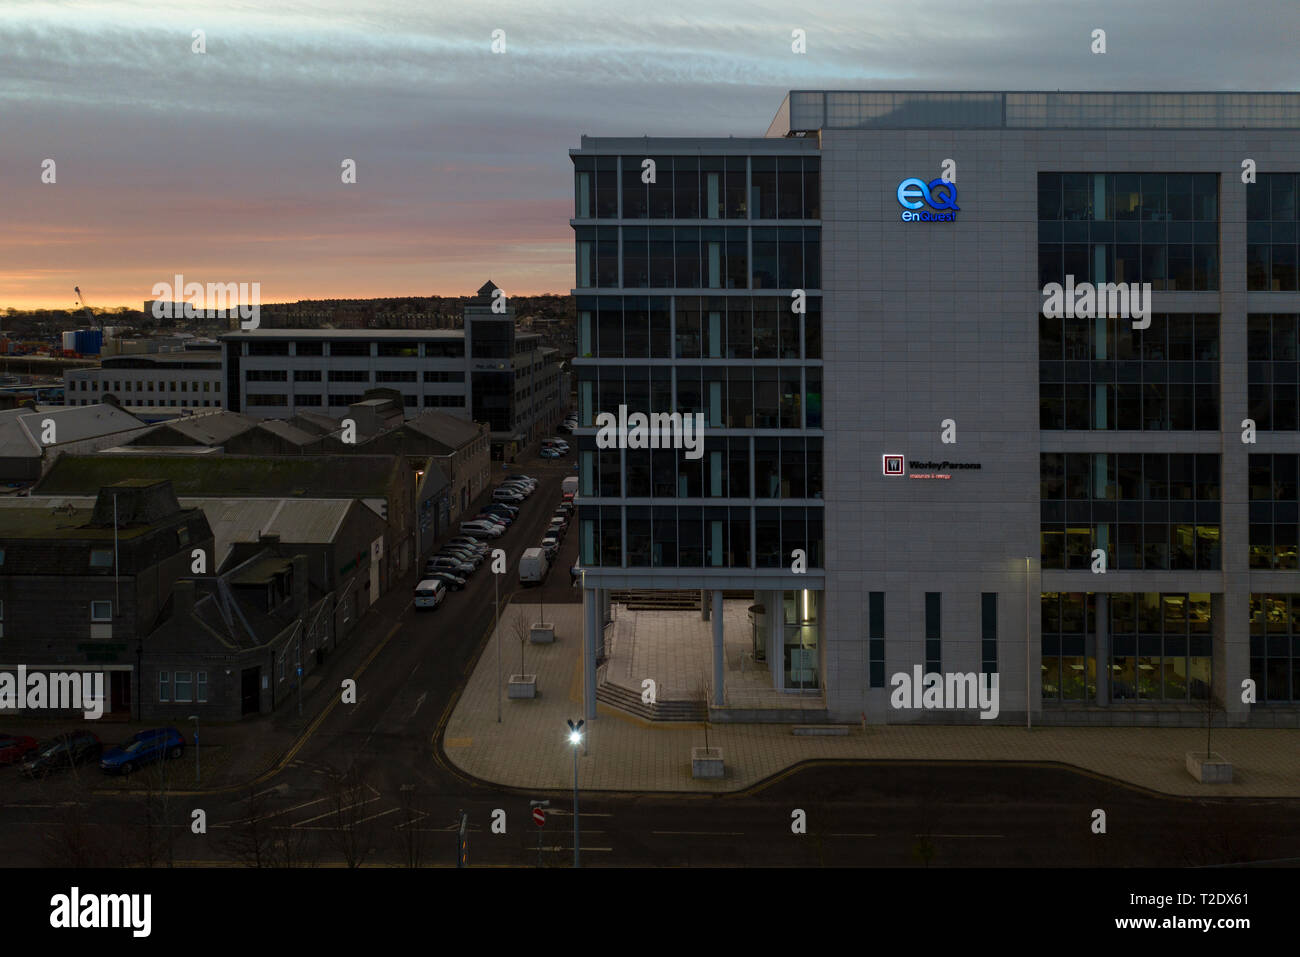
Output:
561,476,579,501
518,547,549,585
414,579,447,610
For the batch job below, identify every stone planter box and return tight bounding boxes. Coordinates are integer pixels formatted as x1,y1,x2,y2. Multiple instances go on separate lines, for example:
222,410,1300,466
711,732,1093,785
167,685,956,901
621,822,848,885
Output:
1186,750,1232,783
691,747,724,779
529,623,555,644
508,674,537,699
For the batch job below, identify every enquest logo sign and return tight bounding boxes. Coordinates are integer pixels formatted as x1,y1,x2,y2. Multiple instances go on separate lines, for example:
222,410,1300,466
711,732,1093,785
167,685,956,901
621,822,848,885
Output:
896,177,959,222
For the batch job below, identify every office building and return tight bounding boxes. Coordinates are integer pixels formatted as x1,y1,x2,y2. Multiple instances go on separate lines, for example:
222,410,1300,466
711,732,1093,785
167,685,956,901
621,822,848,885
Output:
570,90,1300,727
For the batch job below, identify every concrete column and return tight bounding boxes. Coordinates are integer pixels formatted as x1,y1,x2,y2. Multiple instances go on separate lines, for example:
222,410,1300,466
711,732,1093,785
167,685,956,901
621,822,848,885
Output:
1095,592,1109,705
701,589,710,621
583,585,598,720
601,588,611,626
712,589,725,707
769,589,785,691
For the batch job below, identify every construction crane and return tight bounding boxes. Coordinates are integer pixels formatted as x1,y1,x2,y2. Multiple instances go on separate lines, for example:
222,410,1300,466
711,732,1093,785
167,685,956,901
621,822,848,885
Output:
74,286,98,327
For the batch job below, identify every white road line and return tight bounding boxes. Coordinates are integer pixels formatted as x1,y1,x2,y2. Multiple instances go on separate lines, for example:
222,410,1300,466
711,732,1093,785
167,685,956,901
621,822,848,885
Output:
353,807,402,826
293,796,382,827
408,692,427,719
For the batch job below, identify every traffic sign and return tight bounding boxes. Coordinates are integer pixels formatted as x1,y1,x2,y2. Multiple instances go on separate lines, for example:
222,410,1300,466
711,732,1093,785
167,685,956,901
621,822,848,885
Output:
532,807,545,826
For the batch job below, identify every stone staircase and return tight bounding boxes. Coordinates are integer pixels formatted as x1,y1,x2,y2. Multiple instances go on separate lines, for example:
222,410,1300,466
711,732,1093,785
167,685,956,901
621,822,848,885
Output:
609,589,701,611
596,680,707,722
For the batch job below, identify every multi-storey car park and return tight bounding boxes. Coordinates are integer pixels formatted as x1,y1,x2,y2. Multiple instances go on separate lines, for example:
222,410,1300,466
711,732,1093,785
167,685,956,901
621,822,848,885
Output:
569,90,1300,728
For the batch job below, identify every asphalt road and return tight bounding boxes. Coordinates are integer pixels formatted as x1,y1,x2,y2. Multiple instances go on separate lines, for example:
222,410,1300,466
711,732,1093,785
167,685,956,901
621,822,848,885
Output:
1,450,1297,868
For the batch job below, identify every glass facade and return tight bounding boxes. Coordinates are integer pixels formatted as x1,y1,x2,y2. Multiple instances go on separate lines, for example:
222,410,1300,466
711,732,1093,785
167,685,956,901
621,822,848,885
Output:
1247,455,1299,569
1040,453,1221,570
1039,313,1219,430
1038,173,1219,290
1246,174,1299,291
573,150,823,572
1246,314,1300,430
1250,594,1300,702
1040,592,1212,703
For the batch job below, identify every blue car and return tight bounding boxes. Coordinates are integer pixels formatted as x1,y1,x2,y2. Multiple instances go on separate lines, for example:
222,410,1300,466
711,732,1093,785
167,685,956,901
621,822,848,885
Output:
99,727,185,775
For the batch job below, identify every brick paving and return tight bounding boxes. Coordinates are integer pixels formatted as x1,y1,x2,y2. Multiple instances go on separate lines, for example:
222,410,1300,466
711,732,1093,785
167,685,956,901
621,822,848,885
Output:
445,602,1300,797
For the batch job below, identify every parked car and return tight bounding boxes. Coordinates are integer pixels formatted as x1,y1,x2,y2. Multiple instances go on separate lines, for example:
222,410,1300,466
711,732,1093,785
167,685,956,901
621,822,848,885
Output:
428,556,474,576
430,571,467,591
556,501,575,518
99,727,185,775
541,533,559,553
485,502,519,516
541,541,559,563
505,474,536,484
540,447,563,459
20,731,102,778
439,546,482,566
499,482,532,496
0,734,38,766
548,519,567,537
476,512,511,527
461,520,503,538
448,536,487,551
414,578,448,610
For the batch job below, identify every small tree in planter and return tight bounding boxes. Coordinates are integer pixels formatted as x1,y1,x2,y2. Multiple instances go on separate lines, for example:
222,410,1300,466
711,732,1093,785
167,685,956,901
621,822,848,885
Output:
530,584,554,642
691,671,723,779
508,613,537,698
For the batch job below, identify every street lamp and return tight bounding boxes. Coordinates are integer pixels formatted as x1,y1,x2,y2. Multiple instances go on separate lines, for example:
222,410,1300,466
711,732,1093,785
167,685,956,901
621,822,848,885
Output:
566,718,584,868
188,714,199,784
414,468,425,564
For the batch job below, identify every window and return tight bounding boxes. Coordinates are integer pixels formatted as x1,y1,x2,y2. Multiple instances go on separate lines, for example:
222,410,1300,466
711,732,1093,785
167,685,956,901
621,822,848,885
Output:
249,341,291,356
91,600,112,621
328,341,370,357
197,671,208,703
295,341,324,356
158,671,170,703
294,370,323,382
982,593,998,674
925,593,941,673
90,548,113,568
174,671,193,703
869,592,885,688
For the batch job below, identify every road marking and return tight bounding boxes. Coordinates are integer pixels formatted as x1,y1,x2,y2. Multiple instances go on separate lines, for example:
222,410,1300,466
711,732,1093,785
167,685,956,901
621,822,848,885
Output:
292,797,382,827
353,807,402,825
541,847,611,852
4,804,56,808
651,830,744,836
445,737,472,748
921,834,1004,839
408,692,427,719
829,833,877,838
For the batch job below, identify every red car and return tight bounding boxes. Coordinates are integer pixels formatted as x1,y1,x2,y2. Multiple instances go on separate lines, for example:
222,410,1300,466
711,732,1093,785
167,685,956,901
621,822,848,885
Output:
0,734,38,766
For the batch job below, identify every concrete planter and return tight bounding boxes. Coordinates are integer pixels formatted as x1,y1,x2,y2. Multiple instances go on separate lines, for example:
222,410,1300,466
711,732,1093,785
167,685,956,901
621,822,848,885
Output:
508,675,537,699
691,747,724,779
529,623,555,644
1186,750,1233,783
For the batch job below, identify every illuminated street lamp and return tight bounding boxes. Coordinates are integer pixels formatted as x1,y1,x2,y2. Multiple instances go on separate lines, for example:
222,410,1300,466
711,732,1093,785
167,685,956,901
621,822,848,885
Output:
566,718,584,867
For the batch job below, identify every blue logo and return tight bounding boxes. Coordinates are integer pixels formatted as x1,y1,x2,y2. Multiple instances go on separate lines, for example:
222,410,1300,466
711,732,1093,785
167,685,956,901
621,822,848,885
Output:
897,177,959,222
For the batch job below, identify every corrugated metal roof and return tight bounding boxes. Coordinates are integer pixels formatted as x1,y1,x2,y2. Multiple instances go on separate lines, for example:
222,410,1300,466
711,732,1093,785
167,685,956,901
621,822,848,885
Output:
0,405,147,458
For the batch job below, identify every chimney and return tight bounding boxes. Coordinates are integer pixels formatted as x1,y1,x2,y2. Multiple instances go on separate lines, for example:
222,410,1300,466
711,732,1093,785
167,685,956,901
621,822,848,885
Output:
292,555,308,617
173,579,196,621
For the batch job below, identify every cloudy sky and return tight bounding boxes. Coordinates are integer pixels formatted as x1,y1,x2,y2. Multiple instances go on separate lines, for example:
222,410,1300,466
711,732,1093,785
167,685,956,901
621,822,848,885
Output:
1,0,1297,309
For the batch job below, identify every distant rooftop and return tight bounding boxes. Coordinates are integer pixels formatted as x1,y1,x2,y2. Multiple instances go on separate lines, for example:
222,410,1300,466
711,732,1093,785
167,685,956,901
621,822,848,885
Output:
768,91,1300,135
221,329,464,339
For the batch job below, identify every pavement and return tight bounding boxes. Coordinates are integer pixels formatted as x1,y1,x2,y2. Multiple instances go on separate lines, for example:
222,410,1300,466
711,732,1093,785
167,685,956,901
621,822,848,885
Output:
444,600,1300,798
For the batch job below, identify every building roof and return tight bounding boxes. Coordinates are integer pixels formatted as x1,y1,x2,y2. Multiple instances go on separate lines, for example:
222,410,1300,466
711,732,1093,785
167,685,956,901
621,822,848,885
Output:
771,90,1300,135
400,411,483,453
0,494,359,569
220,329,464,340
147,411,260,446
0,404,147,458
35,454,402,498
254,419,319,446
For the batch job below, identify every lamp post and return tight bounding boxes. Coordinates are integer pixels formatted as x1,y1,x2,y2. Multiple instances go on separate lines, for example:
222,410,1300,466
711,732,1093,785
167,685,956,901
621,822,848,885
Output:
566,719,584,868
414,468,425,566
188,714,199,784
495,567,501,723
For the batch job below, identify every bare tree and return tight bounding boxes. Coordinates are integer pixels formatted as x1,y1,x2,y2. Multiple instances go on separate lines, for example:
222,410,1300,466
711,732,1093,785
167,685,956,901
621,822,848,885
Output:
511,611,531,677
398,784,426,868
327,764,374,868
223,785,274,867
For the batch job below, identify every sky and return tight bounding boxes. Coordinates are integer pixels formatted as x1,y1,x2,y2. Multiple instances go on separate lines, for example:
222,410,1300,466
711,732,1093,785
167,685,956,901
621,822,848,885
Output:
2,0,1298,310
